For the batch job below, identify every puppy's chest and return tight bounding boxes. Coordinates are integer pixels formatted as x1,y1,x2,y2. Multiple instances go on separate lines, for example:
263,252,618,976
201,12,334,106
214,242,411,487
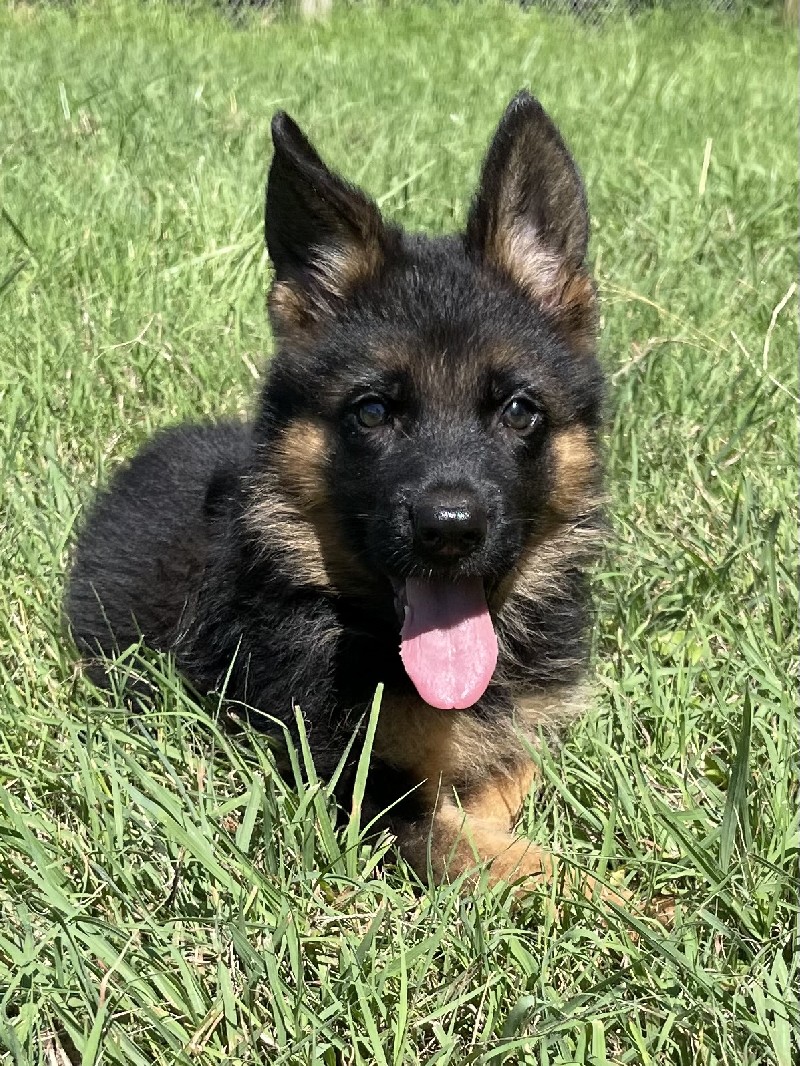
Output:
372,687,572,797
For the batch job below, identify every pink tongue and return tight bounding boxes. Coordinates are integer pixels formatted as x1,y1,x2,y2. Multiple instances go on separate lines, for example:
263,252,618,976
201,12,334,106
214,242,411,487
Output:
399,577,498,710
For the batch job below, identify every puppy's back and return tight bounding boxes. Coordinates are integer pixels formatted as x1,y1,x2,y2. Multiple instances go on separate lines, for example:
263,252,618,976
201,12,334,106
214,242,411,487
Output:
66,422,250,663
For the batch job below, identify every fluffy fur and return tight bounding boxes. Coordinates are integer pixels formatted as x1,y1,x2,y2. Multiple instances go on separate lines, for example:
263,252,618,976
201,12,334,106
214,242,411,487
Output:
66,92,607,891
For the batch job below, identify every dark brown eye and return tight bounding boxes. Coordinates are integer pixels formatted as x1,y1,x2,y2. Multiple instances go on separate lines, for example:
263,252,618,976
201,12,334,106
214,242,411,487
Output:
356,398,389,429
501,397,541,435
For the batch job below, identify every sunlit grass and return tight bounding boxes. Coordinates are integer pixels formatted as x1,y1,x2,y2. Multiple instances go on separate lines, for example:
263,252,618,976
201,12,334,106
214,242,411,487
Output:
0,2,797,1062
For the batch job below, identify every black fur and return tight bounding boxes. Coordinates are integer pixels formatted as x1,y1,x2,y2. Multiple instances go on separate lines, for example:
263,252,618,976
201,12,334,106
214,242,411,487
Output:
66,92,606,873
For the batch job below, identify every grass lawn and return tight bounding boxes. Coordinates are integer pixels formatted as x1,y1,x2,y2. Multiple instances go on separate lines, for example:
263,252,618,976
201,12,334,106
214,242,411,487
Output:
0,1,797,1062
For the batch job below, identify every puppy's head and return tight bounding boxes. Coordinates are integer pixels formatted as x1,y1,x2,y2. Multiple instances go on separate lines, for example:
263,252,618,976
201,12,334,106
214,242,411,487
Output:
252,93,604,709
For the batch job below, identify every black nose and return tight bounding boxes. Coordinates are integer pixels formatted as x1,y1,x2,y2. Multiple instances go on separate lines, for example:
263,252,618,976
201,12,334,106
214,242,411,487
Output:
412,493,488,559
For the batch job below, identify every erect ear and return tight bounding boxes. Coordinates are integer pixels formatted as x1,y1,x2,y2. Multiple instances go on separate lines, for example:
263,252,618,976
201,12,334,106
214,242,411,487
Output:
465,91,598,353
265,112,389,332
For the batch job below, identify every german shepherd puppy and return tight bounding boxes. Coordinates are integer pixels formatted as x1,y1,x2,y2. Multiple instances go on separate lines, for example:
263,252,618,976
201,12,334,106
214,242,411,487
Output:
67,92,604,890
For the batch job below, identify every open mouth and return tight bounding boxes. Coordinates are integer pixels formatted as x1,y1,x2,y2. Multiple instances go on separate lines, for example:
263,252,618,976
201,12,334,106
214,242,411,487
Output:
392,576,498,710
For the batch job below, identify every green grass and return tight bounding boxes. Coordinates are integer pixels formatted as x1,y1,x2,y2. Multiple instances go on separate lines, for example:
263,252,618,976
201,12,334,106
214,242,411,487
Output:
0,1,797,1062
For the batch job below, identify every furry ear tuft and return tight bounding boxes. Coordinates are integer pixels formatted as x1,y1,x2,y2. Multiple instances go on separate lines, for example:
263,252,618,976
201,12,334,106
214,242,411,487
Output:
466,91,598,353
265,113,389,332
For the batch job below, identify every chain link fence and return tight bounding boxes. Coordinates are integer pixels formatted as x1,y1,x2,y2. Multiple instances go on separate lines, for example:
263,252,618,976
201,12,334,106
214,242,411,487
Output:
232,0,795,20
520,0,779,20
521,0,797,20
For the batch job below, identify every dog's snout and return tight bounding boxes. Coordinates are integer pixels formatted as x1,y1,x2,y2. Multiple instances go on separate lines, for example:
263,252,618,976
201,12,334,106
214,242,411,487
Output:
412,493,488,559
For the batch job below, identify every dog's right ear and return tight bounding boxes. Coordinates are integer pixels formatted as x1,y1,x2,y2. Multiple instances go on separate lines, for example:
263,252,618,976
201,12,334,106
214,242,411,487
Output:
266,113,388,333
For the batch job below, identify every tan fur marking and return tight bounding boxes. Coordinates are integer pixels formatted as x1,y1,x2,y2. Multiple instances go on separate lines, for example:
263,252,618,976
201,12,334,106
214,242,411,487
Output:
314,240,383,299
424,803,632,904
379,691,647,906
273,421,330,511
269,281,313,334
492,517,604,612
396,750,627,903
462,761,538,827
492,223,598,354
495,224,562,305
428,803,552,887
548,425,597,520
377,687,585,889
246,421,373,592
246,483,328,587
491,427,602,612
269,238,384,336
375,686,581,801
553,268,598,355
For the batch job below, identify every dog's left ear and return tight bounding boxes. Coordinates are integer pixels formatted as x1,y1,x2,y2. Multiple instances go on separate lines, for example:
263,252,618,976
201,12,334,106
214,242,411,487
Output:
466,92,597,353
265,112,390,332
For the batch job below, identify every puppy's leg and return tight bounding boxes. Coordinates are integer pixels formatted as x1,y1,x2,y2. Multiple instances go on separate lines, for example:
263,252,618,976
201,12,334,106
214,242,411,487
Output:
397,760,627,905
450,763,553,886
395,760,551,886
